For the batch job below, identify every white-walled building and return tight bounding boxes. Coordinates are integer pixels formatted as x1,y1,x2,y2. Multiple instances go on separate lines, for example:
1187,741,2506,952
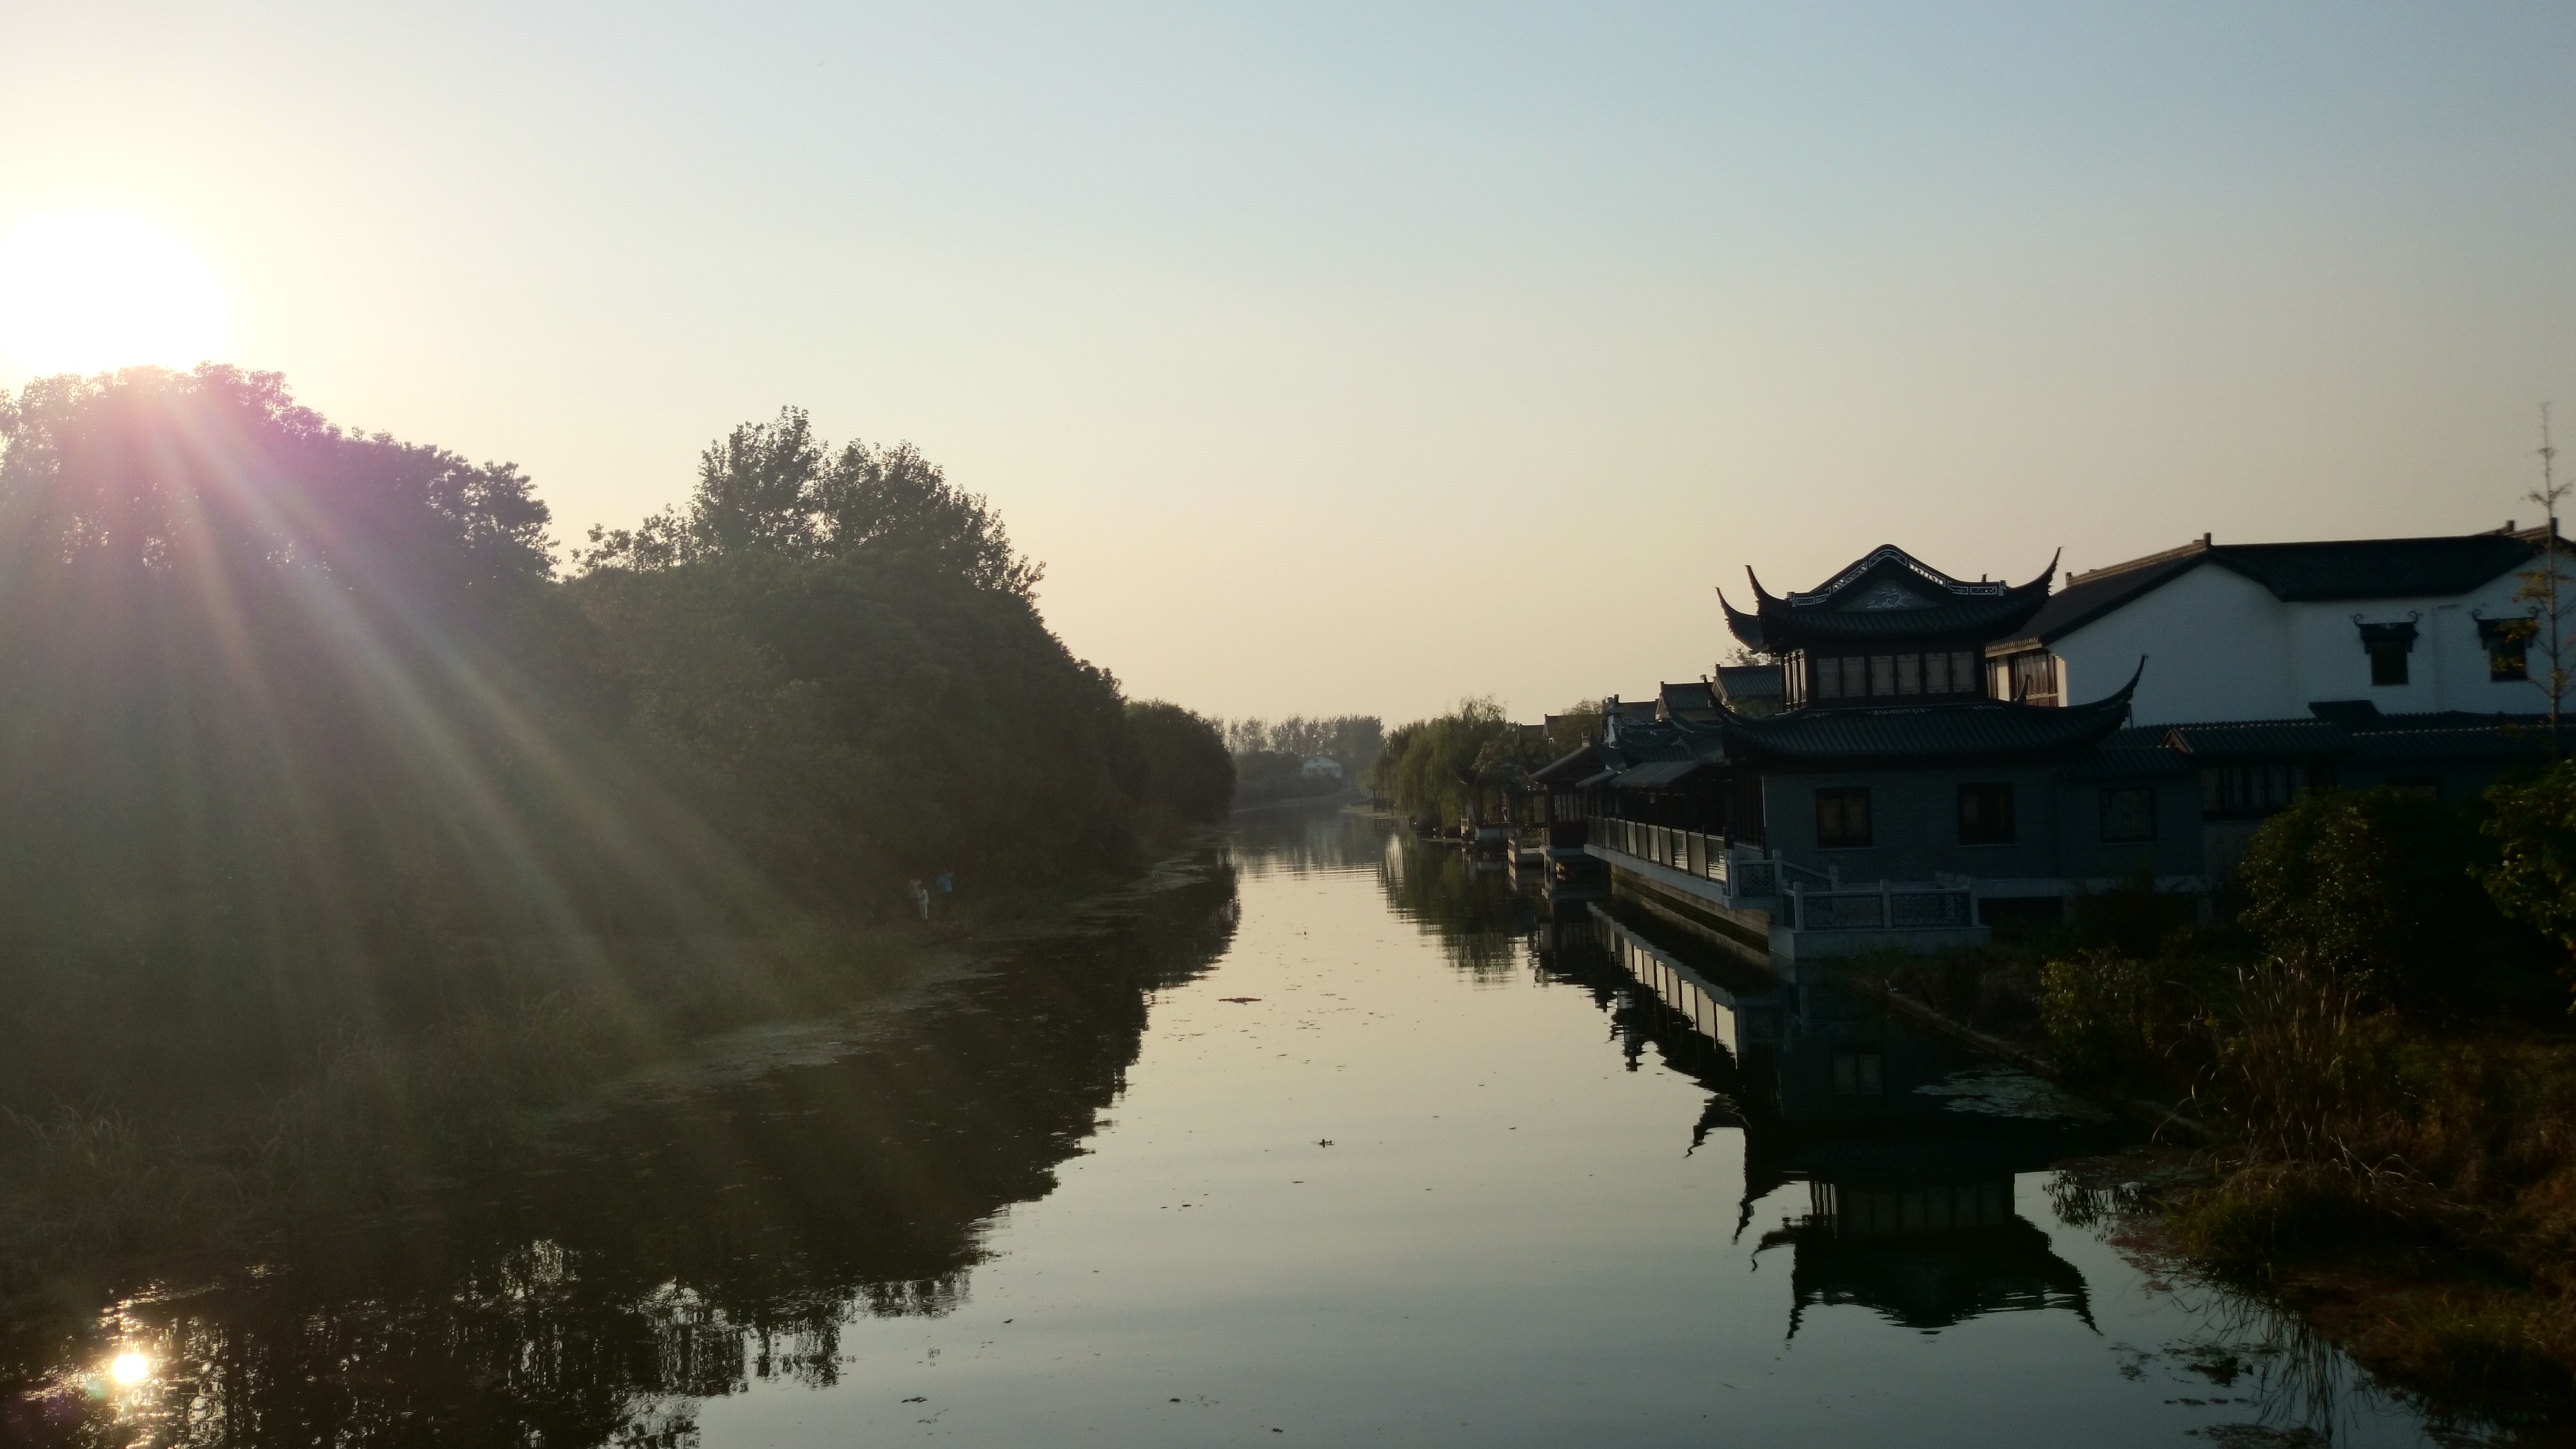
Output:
1990,528,2555,725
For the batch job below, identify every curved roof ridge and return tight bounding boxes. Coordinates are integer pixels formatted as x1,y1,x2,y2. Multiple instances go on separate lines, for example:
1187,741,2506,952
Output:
1718,584,1766,648
1787,543,2009,604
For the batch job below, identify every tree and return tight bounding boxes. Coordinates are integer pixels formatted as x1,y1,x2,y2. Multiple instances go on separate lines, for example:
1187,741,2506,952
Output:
1220,714,1384,780
577,406,1041,598
1126,702,1235,824
1545,699,1607,757
2512,405,2572,753
2246,785,2535,1010
1367,698,1527,823
2482,760,2576,1007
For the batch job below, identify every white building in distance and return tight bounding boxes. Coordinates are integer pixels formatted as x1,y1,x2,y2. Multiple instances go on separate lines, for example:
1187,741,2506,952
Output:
1989,527,2555,726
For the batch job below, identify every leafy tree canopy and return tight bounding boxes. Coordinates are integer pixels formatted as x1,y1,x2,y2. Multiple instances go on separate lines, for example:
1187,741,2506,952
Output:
576,406,1040,598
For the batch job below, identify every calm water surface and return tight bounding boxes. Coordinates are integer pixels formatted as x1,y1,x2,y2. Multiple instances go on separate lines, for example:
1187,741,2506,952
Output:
9,810,2512,1446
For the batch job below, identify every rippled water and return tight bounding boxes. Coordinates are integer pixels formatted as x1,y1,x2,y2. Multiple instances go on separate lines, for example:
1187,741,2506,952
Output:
5,809,2514,1446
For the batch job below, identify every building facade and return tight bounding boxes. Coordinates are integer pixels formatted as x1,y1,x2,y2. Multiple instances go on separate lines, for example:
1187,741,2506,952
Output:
1991,528,2555,723
1532,538,2550,969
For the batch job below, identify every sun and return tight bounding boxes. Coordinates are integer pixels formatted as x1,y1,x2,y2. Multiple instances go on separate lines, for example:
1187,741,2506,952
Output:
0,207,237,380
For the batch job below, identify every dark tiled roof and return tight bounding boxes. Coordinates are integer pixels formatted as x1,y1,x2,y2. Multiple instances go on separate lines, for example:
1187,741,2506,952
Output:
1715,690,2135,767
1605,759,1709,790
2008,545,2207,649
2153,706,2553,765
2349,727,2551,763
2011,530,2555,647
1723,545,2055,650
2219,535,2544,600
2061,727,2197,780
1595,714,1707,767
1658,680,1719,718
2161,720,2351,761
1715,663,1783,702
1529,743,1605,786
2330,704,2551,734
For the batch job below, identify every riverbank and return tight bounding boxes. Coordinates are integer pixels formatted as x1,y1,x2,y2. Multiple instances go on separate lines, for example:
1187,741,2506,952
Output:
0,845,1216,1309
12,810,2473,1448
1862,945,2576,1425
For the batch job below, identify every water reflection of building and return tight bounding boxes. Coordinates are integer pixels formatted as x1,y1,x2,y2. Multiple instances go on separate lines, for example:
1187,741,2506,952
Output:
1536,900,2103,1339
1761,1177,2093,1335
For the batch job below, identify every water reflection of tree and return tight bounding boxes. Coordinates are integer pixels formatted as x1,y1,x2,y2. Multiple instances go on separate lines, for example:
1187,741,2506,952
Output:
1226,805,1387,880
8,857,1242,1449
1373,836,1534,979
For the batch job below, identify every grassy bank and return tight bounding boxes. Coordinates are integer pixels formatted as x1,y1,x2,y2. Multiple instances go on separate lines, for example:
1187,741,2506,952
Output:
1860,781,2576,1419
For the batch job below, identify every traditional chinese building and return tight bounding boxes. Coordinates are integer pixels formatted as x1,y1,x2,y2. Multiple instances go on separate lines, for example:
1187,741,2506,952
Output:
1535,536,2544,964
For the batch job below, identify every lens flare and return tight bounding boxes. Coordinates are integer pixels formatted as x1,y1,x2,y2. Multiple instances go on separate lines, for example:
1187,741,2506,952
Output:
108,1351,150,1387
0,206,237,378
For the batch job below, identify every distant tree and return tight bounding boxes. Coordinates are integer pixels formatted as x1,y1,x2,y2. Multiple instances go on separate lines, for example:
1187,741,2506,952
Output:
578,406,1040,598
1221,714,1383,781
1368,698,1521,823
1126,702,1235,824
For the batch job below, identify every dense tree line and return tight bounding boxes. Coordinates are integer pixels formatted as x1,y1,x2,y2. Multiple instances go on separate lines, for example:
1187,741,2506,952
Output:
0,368,1228,1099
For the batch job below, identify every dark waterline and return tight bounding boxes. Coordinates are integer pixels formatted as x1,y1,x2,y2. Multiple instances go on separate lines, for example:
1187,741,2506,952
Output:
4,810,2506,1445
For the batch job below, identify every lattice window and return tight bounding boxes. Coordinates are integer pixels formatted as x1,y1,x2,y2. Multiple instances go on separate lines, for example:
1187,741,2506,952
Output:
1957,783,2015,845
1816,787,1872,848
2098,787,2157,843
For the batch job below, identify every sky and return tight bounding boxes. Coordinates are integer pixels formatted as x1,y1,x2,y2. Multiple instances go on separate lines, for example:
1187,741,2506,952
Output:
1,3,2571,724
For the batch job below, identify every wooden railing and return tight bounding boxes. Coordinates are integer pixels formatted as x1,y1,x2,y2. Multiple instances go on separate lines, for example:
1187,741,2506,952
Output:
1585,814,1785,906
1783,881,1974,932
1587,810,1974,932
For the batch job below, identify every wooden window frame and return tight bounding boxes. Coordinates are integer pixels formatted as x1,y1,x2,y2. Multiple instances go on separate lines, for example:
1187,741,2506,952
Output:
1815,786,1872,849
2098,786,2156,843
1956,782,2016,846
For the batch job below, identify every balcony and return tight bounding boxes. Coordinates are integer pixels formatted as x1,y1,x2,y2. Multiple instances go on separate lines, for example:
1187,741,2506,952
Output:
1585,810,1984,962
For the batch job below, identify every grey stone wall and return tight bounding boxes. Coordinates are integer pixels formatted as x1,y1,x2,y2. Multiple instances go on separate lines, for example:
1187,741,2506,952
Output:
1758,763,2199,885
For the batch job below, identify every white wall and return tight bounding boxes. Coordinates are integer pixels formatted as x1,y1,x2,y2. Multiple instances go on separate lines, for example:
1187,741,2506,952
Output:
2055,566,2296,724
2057,559,2546,723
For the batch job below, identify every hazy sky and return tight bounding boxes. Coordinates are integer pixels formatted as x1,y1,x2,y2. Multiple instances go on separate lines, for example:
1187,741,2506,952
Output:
3,3,2571,724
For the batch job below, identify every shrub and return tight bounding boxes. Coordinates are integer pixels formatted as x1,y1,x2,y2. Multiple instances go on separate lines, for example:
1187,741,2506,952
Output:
2243,786,2539,1011
2040,948,2190,1079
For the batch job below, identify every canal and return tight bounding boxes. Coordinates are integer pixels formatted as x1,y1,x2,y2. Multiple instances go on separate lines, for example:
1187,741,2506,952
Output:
7,809,2508,1445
